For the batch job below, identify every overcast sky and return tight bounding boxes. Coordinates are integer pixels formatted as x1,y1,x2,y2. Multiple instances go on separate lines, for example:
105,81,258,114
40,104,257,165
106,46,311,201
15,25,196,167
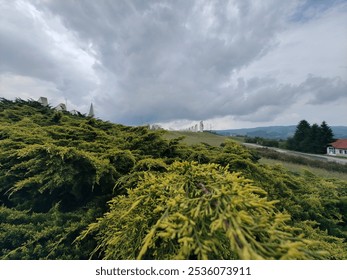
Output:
1,0,346,129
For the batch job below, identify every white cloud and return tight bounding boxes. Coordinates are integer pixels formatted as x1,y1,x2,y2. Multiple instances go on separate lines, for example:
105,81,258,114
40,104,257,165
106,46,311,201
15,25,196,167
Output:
0,74,58,101
236,2,347,84
0,0,99,106
0,0,346,129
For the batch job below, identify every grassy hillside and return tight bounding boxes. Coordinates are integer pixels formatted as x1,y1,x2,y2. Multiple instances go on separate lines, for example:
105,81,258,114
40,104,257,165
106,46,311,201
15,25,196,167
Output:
0,98,346,260
165,131,229,146
167,131,347,180
259,158,347,181
165,131,245,146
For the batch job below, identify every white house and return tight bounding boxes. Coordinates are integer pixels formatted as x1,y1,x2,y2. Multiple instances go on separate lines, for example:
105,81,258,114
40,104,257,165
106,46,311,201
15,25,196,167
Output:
327,139,347,157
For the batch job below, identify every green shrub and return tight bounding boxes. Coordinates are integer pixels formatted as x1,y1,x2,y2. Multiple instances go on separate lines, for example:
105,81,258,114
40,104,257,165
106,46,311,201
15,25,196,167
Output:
0,99,345,260
81,161,317,260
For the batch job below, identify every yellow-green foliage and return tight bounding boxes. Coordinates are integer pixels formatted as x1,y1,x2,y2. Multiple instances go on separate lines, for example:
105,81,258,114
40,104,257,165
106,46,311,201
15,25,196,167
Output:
0,99,346,260
5,144,115,210
0,204,102,259
83,162,316,260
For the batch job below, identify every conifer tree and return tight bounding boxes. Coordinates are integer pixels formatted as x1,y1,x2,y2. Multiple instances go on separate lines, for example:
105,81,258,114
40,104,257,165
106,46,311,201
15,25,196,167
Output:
319,121,334,154
289,120,311,152
287,120,334,154
309,123,321,153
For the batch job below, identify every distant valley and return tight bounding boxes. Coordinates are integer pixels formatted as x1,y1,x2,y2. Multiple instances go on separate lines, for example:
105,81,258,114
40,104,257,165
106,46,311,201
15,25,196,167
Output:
215,125,347,140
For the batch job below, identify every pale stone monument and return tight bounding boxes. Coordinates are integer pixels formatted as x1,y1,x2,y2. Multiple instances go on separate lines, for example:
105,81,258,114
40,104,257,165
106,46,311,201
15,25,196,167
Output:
199,121,204,132
37,97,48,107
54,103,67,111
88,103,94,117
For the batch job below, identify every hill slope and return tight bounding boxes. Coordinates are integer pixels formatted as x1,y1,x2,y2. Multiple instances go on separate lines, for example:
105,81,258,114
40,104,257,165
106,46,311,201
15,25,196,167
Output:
216,125,347,139
165,130,230,146
0,98,346,260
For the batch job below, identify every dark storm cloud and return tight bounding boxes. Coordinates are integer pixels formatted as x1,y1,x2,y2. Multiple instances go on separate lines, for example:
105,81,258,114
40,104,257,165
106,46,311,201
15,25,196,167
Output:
0,1,56,79
0,0,98,105
299,75,347,105
230,75,347,122
1,0,346,126
36,0,295,123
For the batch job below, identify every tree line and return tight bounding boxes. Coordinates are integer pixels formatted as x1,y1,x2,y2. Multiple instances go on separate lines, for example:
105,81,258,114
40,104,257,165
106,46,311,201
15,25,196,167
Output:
287,120,334,154
244,120,335,154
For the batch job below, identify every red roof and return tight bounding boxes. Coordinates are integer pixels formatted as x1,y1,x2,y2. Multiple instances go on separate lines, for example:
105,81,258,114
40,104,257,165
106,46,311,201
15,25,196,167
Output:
330,139,347,149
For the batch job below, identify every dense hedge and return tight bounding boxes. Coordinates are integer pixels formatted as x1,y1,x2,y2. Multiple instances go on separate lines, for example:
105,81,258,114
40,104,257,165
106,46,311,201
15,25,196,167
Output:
0,99,346,259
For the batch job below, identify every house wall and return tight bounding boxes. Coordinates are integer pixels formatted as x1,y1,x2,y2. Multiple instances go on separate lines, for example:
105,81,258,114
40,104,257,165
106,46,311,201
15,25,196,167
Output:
327,147,347,156
336,148,347,156
327,147,335,155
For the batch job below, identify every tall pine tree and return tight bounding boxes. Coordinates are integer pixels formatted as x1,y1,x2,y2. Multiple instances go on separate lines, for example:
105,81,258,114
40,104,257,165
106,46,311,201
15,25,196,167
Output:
319,121,334,154
287,120,334,154
309,123,321,153
288,120,311,152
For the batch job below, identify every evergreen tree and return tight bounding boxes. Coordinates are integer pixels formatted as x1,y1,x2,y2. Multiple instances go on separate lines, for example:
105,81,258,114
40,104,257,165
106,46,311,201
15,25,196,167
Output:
319,121,334,154
308,123,321,153
288,120,334,154
289,120,311,152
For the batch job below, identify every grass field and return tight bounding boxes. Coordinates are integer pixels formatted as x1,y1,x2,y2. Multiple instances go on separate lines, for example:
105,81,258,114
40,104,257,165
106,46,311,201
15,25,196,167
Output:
259,158,347,181
164,130,347,181
164,131,230,146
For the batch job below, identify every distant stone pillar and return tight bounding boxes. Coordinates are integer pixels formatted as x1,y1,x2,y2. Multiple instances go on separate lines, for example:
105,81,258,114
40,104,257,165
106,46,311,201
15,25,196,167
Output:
199,121,204,132
38,97,48,106
88,103,95,118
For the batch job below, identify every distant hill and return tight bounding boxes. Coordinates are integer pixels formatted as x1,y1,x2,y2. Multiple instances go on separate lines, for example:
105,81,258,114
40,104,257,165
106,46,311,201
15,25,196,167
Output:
332,126,347,139
215,125,347,140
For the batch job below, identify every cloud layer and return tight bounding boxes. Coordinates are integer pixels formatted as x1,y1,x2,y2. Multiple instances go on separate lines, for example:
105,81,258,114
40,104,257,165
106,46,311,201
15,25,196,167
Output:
0,0,346,128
